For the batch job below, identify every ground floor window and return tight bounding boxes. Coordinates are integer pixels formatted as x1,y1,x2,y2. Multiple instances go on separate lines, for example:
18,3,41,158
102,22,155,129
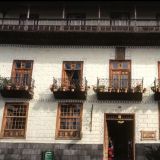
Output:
1,102,28,138
56,103,83,139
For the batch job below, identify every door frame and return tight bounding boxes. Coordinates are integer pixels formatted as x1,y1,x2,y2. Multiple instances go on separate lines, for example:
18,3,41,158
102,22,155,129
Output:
104,113,135,160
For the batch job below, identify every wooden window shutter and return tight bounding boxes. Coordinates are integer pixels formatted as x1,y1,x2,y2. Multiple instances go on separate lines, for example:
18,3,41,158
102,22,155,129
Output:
115,47,125,60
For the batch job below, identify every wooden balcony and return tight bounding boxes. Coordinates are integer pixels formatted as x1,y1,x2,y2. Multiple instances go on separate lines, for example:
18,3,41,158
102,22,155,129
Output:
0,77,34,99
0,18,160,33
151,79,160,100
50,78,87,100
94,78,144,101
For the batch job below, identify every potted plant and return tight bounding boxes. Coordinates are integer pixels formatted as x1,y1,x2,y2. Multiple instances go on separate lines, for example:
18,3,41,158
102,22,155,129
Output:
93,86,97,92
108,87,112,92
25,85,29,90
143,88,147,93
116,88,120,93
98,85,105,92
1,77,12,90
124,88,128,93
135,84,142,92
151,86,156,92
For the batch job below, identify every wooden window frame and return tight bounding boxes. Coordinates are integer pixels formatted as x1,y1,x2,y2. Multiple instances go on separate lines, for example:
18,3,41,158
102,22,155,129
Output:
11,60,34,76
55,103,83,140
1,102,29,139
61,61,83,89
11,60,34,87
62,61,83,78
109,60,131,88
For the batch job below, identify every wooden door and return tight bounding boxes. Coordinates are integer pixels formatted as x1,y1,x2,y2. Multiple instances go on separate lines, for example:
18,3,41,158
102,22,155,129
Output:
62,61,83,89
110,60,131,89
11,60,33,87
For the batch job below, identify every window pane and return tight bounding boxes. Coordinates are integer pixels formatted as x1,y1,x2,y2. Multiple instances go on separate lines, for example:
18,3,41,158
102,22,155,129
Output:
75,64,81,70
58,103,82,139
122,62,129,69
3,103,28,138
65,63,71,70
112,62,118,69
16,62,21,68
25,62,32,69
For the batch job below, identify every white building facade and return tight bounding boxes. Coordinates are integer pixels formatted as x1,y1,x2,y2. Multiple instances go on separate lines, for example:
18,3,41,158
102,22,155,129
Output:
0,1,160,160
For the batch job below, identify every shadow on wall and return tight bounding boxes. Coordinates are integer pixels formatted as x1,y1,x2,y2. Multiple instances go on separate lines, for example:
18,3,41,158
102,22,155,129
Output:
145,145,160,160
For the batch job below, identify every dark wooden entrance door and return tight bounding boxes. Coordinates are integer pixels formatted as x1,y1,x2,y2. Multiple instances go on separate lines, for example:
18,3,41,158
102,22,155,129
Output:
104,114,135,160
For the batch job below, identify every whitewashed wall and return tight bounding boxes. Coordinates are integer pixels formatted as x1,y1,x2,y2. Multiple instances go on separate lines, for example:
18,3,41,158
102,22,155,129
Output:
0,45,159,144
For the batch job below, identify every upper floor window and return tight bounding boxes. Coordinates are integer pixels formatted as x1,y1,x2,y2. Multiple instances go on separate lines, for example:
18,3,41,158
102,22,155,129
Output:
62,61,83,89
1,102,28,138
56,103,83,139
11,60,33,87
110,60,131,89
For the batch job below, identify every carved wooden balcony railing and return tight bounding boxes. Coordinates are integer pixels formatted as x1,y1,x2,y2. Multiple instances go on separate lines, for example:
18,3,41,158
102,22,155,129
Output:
50,77,88,100
151,78,160,100
94,78,144,101
0,18,160,33
0,76,34,99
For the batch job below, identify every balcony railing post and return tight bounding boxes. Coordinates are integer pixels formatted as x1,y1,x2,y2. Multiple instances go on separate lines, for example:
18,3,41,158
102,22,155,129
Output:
85,77,87,91
97,77,99,88
142,77,144,90
154,78,156,88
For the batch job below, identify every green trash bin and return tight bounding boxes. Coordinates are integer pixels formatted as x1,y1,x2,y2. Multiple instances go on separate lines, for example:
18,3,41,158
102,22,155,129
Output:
42,151,55,160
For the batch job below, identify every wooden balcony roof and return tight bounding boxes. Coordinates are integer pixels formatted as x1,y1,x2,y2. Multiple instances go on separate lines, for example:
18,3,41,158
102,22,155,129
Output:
1,18,160,46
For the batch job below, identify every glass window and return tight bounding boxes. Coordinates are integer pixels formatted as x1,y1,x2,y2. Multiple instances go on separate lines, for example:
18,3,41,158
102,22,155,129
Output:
57,103,82,139
1,103,28,138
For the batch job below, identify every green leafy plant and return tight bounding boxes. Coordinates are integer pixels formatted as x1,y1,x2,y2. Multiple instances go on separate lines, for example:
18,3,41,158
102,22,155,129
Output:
135,84,142,92
0,76,12,89
97,85,105,91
